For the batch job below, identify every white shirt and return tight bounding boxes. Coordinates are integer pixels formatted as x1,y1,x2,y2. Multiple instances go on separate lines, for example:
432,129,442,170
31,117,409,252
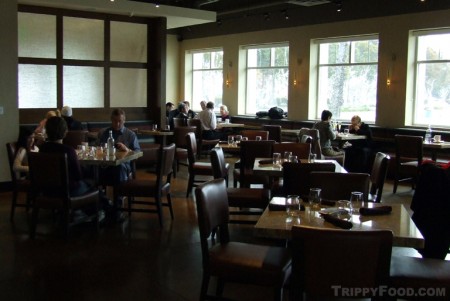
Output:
197,108,217,131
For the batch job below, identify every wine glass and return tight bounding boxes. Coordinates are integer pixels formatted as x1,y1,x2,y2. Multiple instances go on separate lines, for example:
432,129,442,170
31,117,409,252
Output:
285,195,300,220
350,191,363,214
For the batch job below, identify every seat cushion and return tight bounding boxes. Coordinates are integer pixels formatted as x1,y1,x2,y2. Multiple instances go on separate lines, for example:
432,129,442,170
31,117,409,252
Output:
390,255,450,288
192,162,214,176
209,241,291,287
227,188,270,208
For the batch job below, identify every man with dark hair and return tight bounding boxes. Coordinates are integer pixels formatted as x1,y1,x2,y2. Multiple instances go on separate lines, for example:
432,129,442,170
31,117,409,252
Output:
61,105,83,130
313,110,344,157
39,117,90,197
165,102,175,118
97,109,140,221
183,100,197,119
197,101,223,140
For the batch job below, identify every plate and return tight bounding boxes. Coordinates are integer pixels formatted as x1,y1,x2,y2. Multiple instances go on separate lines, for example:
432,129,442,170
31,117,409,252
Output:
433,140,445,143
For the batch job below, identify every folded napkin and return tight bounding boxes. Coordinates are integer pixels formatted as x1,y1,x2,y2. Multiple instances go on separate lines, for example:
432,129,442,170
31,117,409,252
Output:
359,206,392,216
258,159,274,165
322,214,353,229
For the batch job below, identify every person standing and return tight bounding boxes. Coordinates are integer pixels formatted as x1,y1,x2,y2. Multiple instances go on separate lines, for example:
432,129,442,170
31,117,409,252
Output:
312,110,345,158
61,106,83,130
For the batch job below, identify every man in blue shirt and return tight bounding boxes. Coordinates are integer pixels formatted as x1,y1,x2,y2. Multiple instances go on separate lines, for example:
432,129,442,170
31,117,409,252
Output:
97,109,140,221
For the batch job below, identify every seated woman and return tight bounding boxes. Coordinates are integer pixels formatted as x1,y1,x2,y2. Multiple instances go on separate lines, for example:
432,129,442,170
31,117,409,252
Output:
313,110,345,158
13,128,39,179
220,105,230,121
344,115,373,172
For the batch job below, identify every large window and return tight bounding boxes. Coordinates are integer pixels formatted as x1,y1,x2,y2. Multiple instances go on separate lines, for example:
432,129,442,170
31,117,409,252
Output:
18,11,148,109
316,36,378,122
245,44,289,114
413,29,450,127
192,50,223,111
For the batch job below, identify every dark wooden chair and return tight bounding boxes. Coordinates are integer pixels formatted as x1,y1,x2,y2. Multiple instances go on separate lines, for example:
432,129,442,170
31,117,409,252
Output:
262,124,282,142
291,225,392,300
310,171,370,202
173,126,196,178
273,142,311,160
211,147,270,224
240,130,269,140
393,134,423,193
368,152,390,203
28,152,100,239
187,118,219,158
113,143,176,226
185,132,214,197
6,142,31,221
195,178,291,301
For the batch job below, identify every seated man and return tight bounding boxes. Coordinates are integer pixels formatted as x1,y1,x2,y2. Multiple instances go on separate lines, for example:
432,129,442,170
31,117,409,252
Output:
345,115,373,172
196,101,223,140
97,109,140,220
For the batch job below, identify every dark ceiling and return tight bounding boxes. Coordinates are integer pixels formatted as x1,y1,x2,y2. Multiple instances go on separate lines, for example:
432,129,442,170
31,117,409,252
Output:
130,0,450,39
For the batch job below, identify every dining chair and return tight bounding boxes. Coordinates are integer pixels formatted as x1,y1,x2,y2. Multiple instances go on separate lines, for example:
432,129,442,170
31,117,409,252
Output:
234,140,275,188
262,125,282,142
368,152,390,203
240,130,269,140
290,225,393,300
309,171,370,201
273,142,311,160
173,126,197,178
62,130,88,149
185,132,214,197
187,118,219,158
195,178,291,301
28,152,100,239
6,142,31,221
113,143,176,226
210,148,270,224
393,134,423,193
173,117,187,127
282,162,336,198
300,128,345,165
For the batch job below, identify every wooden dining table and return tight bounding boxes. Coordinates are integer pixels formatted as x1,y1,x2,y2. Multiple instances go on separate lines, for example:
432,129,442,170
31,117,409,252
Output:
139,129,174,146
254,202,424,248
253,158,347,177
335,133,367,147
423,140,450,161
78,150,143,167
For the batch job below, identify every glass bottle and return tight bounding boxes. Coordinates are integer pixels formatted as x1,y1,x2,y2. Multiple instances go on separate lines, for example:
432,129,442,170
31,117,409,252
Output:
107,130,115,157
425,125,432,143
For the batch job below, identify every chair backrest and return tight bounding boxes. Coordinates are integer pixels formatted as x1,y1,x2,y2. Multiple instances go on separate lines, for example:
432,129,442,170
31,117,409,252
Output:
370,152,390,202
6,142,18,182
174,126,196,149
273,142,311,160
63,130,88,149
186,132,198,166
395,134,423,164
210,147,228,179
195,178,230,266
240,130,269,140
173,117,187,128
187,118,203,140
300,135,313,144
282,162,336,197
159,143,176,179
239,140,275,187
28,152,70,201
262,125,282,142
291,225,393,298
299,128,322,159
310,171,370,201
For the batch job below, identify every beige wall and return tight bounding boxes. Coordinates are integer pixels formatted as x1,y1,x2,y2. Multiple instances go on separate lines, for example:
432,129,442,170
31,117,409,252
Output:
0,0,18,183
178,9,450,128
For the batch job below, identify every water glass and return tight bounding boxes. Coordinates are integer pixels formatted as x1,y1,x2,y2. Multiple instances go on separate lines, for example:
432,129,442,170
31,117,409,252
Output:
283,151,292,162
344,128,350,136
350,191,363,213
289,154,298,163
309,188,321,210
255,136,262,141
286,195,300,218
309,153,316,163
241,137,248,141
165,125,170,131
152,124,158,131
336,200,353,219
272,152,281,165
235,135,242,144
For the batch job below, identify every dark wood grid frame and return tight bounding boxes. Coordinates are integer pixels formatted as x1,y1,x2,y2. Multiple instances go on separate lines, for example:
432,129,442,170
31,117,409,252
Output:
18,5,166,126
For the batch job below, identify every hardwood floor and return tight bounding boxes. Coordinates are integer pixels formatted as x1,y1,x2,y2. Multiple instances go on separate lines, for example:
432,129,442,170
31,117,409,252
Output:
0,156,426,300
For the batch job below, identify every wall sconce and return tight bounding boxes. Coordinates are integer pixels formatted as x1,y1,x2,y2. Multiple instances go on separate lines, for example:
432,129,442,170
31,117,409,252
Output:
386,68,391,87
293,72,297,86
226,73,230,88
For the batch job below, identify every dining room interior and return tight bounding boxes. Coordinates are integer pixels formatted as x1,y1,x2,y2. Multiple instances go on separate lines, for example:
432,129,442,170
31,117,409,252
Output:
2,0,450,300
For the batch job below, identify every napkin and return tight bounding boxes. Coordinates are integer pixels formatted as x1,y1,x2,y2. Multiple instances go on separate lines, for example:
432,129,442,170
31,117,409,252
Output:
359,206,392,216
258,159,273,165
322,214,353,229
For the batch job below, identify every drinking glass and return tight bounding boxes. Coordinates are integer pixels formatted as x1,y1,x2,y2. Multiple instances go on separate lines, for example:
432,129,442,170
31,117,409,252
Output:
344,128,350,136
289,154,298,163
309,188,321,210
309,153,316,163
228,135,234,146
336,200,353,219
152,124,158,131
241,137,248,141
235,135,242,144
283,151,292,162
350,191,363,213
286,195,300,219
272,152,281,165
255,136,262,141
165,125,170,131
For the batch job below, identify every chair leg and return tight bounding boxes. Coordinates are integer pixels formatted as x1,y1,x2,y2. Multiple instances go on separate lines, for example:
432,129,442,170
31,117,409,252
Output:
156,196,164,227
30,207,39,239
273,287,283,301
10,190,18,222
62,209,70,240
186,175,194,198
128,195,133,217
216,278,225,297
172,160,177,178
199,274,210,301
167,193,174,219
